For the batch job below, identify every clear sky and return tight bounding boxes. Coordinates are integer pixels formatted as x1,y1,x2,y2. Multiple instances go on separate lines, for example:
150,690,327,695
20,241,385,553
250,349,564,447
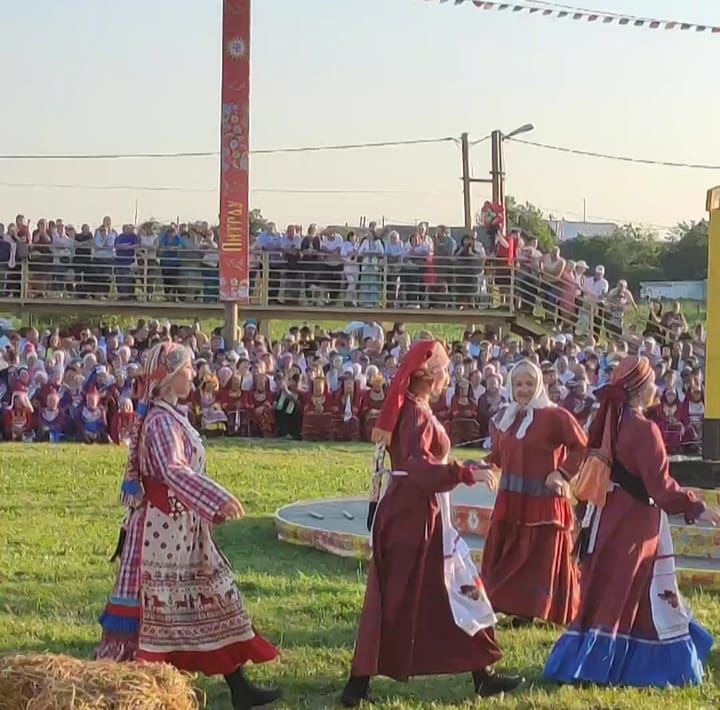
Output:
2,0,719,232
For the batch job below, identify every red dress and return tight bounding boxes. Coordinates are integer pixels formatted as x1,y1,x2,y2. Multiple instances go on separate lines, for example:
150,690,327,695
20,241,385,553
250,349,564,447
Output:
334,389,363,442
360,390,385,442
242,389,275,438
301,390,335,441
219,387,246,435
448,393,480,445
482,406,587,625
544,409,711,686
476,393,505,440
351,396,501,680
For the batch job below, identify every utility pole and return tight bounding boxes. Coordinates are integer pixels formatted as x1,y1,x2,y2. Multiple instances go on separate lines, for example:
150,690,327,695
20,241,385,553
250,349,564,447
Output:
490,129,504,207
460,132,493,236
461,133,473,235
460,125,533,236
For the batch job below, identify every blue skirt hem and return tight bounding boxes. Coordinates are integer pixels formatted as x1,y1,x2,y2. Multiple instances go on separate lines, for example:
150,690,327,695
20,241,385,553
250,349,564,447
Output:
543,620,713,688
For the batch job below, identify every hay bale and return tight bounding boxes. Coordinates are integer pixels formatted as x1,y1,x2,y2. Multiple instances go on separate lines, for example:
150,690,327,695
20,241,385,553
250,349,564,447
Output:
0,654,200,710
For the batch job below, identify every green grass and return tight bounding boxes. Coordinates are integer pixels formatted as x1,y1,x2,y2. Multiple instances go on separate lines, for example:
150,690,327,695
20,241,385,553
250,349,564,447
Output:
2,441,720,709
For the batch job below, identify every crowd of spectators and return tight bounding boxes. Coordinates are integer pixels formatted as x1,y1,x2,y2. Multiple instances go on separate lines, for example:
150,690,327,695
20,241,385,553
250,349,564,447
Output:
0,315,705,455
0,212,687,346
0,215,219,302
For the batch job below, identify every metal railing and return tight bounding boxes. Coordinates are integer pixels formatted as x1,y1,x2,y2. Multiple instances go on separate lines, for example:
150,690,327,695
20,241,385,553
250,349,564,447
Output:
0,244,695,348
247,251,506,310
0,245,220,304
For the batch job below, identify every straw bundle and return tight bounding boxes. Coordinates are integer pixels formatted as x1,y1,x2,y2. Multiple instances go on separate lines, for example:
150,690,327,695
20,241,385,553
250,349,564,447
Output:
0,654,200,710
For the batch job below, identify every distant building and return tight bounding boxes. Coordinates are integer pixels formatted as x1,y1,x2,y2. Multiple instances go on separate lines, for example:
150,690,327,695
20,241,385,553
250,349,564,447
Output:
640,280,706,302
546,218,617,242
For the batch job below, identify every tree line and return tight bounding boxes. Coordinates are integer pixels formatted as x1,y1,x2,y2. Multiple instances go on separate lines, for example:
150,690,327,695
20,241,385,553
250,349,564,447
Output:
504,198,708,293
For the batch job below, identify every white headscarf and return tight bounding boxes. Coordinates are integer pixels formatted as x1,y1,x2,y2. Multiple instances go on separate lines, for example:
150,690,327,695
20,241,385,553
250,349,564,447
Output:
496,359,555,439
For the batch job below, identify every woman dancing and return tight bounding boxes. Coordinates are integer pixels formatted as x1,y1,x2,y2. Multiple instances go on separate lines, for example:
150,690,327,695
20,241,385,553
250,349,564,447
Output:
96,342,280,710
544,355,718,687
481,359,587,626
340,339,521,707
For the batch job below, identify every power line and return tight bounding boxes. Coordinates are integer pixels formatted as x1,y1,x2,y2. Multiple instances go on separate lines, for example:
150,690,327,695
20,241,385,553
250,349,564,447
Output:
470,134,491,147
251,136,455,155
0,181,459,196
0,181,216,192
0,151,218,161
507,137,720,170
0,136,455,161
251,187,459,195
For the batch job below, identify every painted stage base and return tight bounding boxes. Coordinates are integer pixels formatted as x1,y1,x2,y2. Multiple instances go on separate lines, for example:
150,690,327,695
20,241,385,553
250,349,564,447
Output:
275,485,720,591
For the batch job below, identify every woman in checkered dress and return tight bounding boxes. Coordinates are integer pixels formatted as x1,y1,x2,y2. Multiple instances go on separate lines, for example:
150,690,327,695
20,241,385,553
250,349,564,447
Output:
96,342,280,710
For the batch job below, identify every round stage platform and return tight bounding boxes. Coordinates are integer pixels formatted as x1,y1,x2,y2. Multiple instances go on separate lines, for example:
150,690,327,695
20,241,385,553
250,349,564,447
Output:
275,485,720,591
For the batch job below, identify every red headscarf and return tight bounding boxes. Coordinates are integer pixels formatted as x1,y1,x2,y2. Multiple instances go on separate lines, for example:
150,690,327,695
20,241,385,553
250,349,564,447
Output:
588,355,653,463
372,339,449,446
120,342,192,508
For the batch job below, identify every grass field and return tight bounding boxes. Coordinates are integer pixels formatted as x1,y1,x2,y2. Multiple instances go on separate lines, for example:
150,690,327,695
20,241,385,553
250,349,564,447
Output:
2,440,720,709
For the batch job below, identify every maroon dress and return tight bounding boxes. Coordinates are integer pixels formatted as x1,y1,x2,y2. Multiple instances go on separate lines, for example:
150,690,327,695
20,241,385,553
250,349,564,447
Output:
544,408,711,686
482,406,587,625
351,396,501,680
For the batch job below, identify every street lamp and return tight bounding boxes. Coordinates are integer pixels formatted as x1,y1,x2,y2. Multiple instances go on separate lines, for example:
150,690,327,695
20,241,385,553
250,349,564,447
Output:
459,123,535,235
503,123,535,140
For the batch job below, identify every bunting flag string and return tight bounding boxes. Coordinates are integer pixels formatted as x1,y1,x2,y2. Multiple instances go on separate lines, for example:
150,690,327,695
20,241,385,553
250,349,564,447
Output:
430,0,720,35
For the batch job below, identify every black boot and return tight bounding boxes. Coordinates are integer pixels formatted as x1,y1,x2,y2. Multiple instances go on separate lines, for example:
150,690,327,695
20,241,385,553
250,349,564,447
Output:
224,668,281,710
339,675,370,707
472,668,523,698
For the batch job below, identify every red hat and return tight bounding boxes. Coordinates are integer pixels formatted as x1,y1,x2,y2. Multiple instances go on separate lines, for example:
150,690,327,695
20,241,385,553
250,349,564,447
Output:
372,340,449,446
588,355,653,459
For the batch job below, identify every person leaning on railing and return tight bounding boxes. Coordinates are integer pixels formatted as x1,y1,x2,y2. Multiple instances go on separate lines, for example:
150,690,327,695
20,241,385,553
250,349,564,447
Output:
29,219,53,297
72,224,95,298
340,231,360,307
516,235,543,314
299,225,322,306
584,265,609,339
50,221,74,295
661,300,690,343
400,232,428,307
179,226,205,302
384,231,406,308
138,225,160,299
321,230,345,306
605,280,639,338
357,223,384,308
93,224,116,297
539,247,566,324
158,226,183,301
454,234,484,310
432,226,457,307
114,225,139,300
2,223,26,298
200,229,219,303
256,222,283,304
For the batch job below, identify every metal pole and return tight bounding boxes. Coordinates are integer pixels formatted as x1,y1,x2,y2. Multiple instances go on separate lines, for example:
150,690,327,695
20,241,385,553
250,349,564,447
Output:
491,130,502,205
461,132,473,234
497,131,506,209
